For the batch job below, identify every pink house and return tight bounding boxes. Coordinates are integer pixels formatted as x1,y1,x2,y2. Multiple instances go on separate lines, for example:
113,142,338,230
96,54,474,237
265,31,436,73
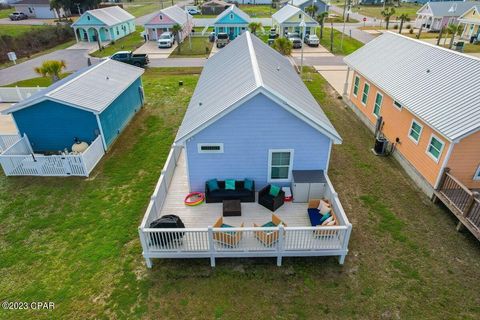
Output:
144,5,193,41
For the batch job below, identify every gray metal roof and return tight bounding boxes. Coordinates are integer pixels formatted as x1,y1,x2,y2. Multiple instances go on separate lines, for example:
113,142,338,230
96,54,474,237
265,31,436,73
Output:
344,32,480,142
145,5,191,26
213,5,251,24
272,4,318,25
3,59,144,115
174,31,341,144
417,1,480,17
72,6,134,27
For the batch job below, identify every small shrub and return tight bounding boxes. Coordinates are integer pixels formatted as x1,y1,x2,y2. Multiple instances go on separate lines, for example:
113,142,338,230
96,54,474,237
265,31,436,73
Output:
393,24,398,30
406,24,412,29
409,29,414,34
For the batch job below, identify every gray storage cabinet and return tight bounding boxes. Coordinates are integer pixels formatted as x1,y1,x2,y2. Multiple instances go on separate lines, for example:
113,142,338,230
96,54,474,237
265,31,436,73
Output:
292,170,326,203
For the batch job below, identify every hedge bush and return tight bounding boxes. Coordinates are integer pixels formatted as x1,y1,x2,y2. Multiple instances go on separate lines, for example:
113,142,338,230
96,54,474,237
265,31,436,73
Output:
0,25,74,64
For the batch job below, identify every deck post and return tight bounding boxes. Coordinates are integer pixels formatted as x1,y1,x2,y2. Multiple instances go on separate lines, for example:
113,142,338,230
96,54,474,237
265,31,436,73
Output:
208,226,216,267
145,257,153,268
277,225,285,267
138,227,153,268
339,224,352,265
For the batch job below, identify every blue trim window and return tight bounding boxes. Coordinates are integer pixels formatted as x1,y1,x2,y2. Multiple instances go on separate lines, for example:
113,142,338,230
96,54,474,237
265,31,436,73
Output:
353,76,360,97
361,83,370,105
373,92,383,117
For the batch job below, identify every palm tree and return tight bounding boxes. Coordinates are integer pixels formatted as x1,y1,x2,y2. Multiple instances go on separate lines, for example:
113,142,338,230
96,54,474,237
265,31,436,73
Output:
447,23,460,49
305,5,317,18
248,22,262,35
398,14,410,34
272,37,293,56
316,11,329,39
381,7,395,30
34,60,66,83
171,24,183,52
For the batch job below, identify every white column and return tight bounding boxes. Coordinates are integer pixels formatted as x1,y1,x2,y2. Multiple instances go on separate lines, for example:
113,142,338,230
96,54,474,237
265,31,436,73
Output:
74,27,78,42
343,67,351,96
86,28,91,42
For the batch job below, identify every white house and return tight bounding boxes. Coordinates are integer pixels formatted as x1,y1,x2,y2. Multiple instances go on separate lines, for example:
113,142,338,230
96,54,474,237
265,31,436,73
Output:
13,0,67,19
415,1,480,32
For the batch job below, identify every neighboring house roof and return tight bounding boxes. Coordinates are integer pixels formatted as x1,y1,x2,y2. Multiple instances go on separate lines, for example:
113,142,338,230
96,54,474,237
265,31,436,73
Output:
72,6,134,27
290,0,325,7
458,5,480,22
145,5,191,26
14,0,49,5
343,32,480,142
272,4,318,24
175,32,341,144
201,0,229,7
416,1,480,17
213,5,250,24
3,59,144,115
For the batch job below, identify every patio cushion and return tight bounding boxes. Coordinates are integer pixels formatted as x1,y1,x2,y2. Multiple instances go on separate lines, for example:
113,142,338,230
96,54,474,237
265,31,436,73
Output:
207,179,219,191
321,216,334,226
318,200,331,214
244,178,253,191
225,179,236,190
308,208,322,226
319,212,331,224
269,184,281,197
262,221,276,228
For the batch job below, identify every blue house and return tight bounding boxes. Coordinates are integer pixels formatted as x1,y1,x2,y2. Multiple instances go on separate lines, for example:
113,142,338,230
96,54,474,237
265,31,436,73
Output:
71,6,135,43
174,32,342,192
2,59,145,153
290,0,329,15
213,5,251,40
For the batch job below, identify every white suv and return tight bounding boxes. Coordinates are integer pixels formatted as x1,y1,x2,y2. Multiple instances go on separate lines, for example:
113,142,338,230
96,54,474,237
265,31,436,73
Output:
157,32,175,48
304,34,319,47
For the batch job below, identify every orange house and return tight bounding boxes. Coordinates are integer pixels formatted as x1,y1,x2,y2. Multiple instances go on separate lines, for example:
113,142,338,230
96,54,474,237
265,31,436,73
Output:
343,32,480,197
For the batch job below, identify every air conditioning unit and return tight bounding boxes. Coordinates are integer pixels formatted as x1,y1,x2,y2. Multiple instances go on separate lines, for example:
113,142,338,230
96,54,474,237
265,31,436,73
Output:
374,137,388,156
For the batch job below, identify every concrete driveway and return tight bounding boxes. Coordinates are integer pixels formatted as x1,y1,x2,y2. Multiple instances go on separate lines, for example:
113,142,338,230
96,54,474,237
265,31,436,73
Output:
314,65,352,96
67,41,110,54
291,44,334,58
134,41,178,59
0,103,16,134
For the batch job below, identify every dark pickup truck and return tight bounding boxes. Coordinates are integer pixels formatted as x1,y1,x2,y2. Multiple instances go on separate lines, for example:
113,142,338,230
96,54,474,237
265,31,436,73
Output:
110,51,149,68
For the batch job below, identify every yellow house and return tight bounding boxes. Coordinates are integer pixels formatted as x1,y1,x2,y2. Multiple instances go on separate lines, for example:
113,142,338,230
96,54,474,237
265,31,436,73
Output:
272,4,318,37
459,5,480,41
343,32,480,198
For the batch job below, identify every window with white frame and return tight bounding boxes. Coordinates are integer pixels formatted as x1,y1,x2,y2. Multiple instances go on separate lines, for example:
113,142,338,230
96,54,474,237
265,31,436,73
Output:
197,143,224,153
268,149,293,182
426,135,444,161
474,165,480,180
408,120,422,143
393,100,402,110
361,83,370,105
353,76,360,97
373,92,383,117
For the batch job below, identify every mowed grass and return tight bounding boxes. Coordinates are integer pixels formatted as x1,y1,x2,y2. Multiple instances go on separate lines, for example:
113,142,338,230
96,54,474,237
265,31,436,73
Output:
0,25,49,37
335,2,421,20
1,73,71,87
318,27,364,55
90,27,145,58
0,7,14,19
124,3,160,17
0,67,479,319
169,37,212,58
238,4,277,18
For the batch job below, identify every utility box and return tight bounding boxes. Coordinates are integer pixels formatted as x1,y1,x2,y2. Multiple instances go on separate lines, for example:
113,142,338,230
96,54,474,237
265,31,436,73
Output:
7,52,17,63
291,170,326,203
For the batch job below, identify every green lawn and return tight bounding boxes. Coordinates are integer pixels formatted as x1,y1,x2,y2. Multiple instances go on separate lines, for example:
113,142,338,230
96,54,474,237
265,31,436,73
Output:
90,27,145,58
0,67,479,319
0,25,49,37
318,27,364,55
238,4,277,18
0,6,14,19
124,3,160,17
169,37,212,58
2,73,71,87
335,2,421,20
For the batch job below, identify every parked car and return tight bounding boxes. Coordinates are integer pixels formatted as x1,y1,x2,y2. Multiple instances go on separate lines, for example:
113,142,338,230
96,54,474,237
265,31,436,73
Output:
9,12,28,21
216,33,229,48
157,32,175,48
187,8,200,15
304,34,319,47
287,32,303,49
110,51,149,68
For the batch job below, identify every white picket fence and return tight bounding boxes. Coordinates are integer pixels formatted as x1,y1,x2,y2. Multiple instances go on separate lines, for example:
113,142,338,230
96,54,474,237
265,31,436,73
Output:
138,145,352,268
0,87,44,103
0,135,105,177
0,134,21,152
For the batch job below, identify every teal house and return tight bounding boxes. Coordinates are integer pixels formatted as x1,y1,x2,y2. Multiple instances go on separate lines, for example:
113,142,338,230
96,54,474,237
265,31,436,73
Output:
2,59,145,153
213,5,251,40
71,6,135,43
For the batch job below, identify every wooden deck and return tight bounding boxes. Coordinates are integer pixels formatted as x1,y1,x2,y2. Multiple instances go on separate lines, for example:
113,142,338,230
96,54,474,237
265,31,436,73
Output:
158,150,313,228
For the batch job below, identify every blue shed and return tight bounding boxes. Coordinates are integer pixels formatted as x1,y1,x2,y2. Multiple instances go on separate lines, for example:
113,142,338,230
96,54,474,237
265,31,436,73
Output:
2,59,145,153
174,32,342,192
213,5,251,40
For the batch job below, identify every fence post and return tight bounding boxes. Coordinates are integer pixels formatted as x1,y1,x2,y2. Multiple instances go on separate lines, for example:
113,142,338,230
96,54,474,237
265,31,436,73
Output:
277,225,284,267
208,226,216,267
339,224,352,265
15,86,22,101
138,227,153,268
436,167,450,191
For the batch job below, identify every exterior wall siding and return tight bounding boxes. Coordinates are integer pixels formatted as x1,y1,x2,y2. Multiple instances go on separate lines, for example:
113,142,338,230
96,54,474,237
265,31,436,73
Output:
185,93,332,192
74,12,106,26
99,77,143,148
446,130,480,189
12,100,98,152
349,71,451,187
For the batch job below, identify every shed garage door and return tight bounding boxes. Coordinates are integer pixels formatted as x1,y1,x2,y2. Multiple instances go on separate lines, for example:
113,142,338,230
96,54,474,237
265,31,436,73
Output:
34,6,56,19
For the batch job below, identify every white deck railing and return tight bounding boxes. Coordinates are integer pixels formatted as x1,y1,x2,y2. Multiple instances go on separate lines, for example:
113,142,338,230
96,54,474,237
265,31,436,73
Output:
0,135,105,177
0,87,44,103
0,134,21,153
138,145,352,268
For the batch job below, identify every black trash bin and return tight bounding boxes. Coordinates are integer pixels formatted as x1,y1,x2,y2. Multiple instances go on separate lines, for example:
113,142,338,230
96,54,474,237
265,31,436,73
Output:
149,215,185,247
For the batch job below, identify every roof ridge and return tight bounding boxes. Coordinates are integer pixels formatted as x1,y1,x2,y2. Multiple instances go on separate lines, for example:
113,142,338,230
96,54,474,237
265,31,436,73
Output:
246,32,263,88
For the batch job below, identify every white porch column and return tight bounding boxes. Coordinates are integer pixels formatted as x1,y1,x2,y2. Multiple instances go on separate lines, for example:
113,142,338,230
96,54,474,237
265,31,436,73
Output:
85,28,91,42
343,67,351,96
74,27,78,42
